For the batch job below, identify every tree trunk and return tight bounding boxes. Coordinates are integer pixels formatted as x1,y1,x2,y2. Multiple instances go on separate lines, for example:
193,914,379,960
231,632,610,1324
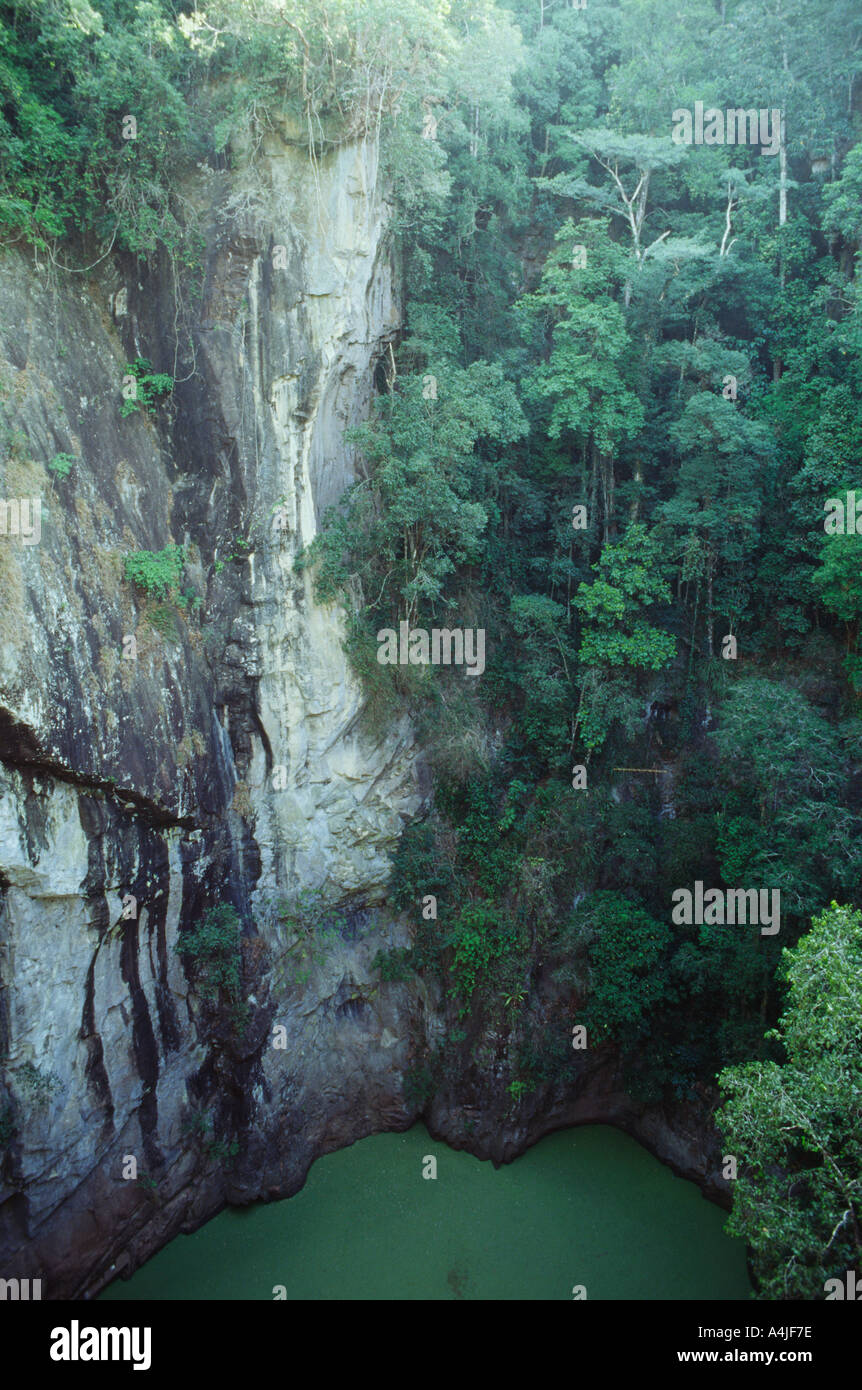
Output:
605,452,616,538
779,122,788,229
630,457,642,522
689,581,700,681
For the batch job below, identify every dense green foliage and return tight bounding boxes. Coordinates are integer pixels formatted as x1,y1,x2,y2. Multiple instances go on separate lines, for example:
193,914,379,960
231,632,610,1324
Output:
0,0,194,253
341,0,862,1101
718,904,862,1299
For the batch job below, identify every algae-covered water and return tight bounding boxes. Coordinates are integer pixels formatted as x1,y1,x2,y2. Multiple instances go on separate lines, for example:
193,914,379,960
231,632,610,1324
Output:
101,1123,750,1300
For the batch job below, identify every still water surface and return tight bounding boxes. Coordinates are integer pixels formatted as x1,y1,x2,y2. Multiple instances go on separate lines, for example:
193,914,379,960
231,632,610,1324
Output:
101,1122,750,1300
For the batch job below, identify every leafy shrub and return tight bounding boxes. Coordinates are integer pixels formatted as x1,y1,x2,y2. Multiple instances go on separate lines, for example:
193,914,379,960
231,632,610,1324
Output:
181,1109,210,1139
123,544,185,600
274,888,346,940
177,586,203,613
516,1029,572,1088
411,680,501,790
121,358,174,417
175,904,243,1005
566,891,675,1045
451,778,516,896
447,902,512,1010
387,819,453,913
47,452,75,478
342,614,428,738
214,536,253,574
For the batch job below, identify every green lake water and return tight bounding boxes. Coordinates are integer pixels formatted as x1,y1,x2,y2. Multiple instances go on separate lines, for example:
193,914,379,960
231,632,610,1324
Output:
101,1123,751,1300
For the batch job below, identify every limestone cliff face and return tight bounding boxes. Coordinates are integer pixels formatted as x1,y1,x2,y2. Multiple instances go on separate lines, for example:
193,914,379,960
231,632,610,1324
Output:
0,129,427,1298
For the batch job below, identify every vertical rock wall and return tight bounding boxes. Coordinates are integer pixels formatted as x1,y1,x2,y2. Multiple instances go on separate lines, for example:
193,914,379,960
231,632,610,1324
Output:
0,128,426,1297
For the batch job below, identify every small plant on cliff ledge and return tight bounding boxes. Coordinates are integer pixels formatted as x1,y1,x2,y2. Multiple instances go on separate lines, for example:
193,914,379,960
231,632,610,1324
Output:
47,452,75,479
120,358,174,417
181,1107,240,1167
176,904,244,1006
18,1061,63,1108
181,1109,211,1140
503,987,526,1010
123,544,185,601
268,889,342,987
123,549,202,644
136,1173,161,1204
214,533,254,575
206,1135,240,1165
